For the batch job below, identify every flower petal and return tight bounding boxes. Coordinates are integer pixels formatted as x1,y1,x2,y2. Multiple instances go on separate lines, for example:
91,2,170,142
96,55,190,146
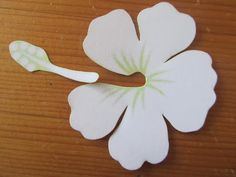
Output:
155,50,217,132
68,84,130,140
83,9,140,75
108,100,169,170
137,2,196,67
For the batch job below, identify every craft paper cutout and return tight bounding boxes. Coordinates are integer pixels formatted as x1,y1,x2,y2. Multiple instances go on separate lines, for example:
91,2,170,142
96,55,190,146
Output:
9,41,99,83
68,2,217,170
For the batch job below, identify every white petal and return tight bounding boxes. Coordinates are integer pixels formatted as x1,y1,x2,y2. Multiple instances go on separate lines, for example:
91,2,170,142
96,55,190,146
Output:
83,9,140,75
108,98,169,170
155,50,217,132
137,2,196,68
68,84,131,140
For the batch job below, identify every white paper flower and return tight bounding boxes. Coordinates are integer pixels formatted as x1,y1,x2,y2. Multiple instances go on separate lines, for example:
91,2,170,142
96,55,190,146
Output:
68,2,217,170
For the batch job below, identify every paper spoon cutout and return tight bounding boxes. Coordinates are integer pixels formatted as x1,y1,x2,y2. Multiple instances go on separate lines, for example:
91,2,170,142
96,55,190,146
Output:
9,41,99,83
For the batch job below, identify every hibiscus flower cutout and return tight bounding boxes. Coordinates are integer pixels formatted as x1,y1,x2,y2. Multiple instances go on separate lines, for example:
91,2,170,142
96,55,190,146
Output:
68,2,217,170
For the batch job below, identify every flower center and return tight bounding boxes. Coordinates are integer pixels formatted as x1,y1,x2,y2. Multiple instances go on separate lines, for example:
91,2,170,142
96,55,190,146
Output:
110,48,172,109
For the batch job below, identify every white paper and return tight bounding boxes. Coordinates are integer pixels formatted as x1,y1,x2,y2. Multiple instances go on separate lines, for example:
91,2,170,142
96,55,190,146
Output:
67,2,217,170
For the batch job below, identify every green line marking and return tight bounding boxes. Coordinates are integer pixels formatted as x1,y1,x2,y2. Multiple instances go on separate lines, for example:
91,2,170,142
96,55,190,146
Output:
114,88,131,104
101,87,122,102
130,56,138,71
114,55,130,74
147,84,165,96
143,52,150,74
148,70,168,80
139,46,146,72
121,53,134,73
151,79,174,83
132,89,142,109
